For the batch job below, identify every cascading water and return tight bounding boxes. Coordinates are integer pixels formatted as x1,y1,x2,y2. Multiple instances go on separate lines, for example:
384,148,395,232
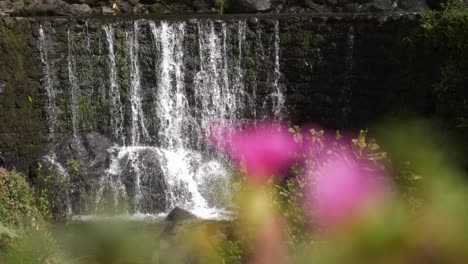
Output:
38,25,59,138
272,21,285,117
44,154,73,215
103,24,126,145
126,21,150,146
233,21,249,116
67,28,79,136
38,19,285,219
151,21,189,149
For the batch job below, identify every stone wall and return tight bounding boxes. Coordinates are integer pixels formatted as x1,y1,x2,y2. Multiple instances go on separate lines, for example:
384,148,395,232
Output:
0,17,47,172
280,14,439,128
0,13,441,173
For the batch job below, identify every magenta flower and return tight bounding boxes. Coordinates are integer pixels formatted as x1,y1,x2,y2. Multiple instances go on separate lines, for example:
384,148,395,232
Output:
310,157,387,227
208,123,297,183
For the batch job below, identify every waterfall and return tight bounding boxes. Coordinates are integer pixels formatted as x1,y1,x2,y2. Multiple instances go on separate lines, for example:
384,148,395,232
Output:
150,21,189,149
67,28,79,136
272,21,285,117
103,24,126,145
234,21,249,116
126,21,149,146
196,21,243,138
148,21,211,212
38,25,58,138
44,154,72,215
39,19,285,219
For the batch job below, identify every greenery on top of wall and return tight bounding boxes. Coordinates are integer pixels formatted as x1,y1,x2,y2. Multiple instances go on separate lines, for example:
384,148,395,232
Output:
216,0,228,14
417,0,468,127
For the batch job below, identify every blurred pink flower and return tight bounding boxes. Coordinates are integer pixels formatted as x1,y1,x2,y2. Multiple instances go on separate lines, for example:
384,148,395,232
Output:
310,157,387,227
208,123,297,183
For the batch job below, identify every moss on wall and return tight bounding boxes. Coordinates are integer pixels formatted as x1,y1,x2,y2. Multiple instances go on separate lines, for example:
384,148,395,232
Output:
0,18,46,171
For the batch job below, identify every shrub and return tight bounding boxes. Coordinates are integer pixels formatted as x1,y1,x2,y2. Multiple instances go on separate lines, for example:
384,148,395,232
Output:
0,169,43,229
418,0,468,127
216,0,227,14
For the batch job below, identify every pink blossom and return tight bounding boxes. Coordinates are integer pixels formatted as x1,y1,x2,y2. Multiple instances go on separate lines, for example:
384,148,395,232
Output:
208,123,297,183
310,157,386,227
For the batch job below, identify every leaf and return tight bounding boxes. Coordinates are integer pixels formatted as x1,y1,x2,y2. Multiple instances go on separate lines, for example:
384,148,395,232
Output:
366,152,387,161
336,130,342,140
28,95,33,103
368,139,380,151
356,129,367,150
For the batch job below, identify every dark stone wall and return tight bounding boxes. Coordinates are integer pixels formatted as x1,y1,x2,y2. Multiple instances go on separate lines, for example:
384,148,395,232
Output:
0,13,441,173
280,14,439,128
0,17,48,172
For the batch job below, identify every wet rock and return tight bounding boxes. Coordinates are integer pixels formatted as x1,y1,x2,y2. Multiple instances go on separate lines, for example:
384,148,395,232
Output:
140,0,160,4
285,5,305,13
115,0,134,13
187,18,198,25
55,132,113,179
29,156,72,219
226,0,273,13
116,147,167,213
305,0,330,12
165,207,197,222
342,3,360,12
147,3,166,14
163,208,196,237
193,0,213,11
397,0,428,11
29,132,114,215
425,0,447,10
101,6,113,15
0,0,24,16
366,0,395,11
3,17,15,29
248,16,259,26
69,3,92,15
133,3,148,13
18,0,93,16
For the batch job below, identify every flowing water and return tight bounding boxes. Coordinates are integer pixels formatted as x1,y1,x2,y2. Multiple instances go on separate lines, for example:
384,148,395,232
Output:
38,19,285,219
38,25,59,138
67,28,79,136
103,24,126,145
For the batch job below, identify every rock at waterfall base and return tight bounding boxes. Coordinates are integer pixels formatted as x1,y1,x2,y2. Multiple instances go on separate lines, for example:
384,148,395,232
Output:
165,207,197,223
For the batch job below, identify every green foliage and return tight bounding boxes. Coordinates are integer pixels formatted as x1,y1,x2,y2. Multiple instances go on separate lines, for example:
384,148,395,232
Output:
78,96,92,130
216,0,227,14
273,177,308,245
2,231,68,264
66,159,79,173
32,159,71,222
0,224,17,250
417,0,468,126
0,169,43,229
220,239,244,264
304,0,322,10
